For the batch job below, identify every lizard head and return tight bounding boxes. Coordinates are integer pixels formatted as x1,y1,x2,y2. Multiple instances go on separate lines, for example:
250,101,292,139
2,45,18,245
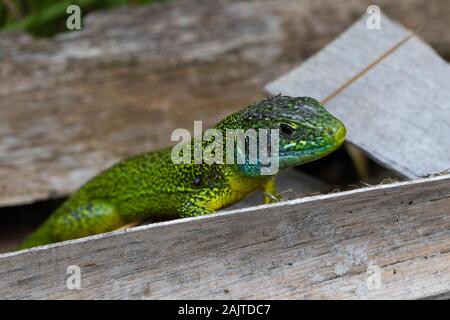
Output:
229,95,346,172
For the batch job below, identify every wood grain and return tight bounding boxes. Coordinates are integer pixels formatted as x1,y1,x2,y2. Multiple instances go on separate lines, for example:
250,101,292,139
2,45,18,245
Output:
266,14,450,179
2,0,450,207
1,175,449,299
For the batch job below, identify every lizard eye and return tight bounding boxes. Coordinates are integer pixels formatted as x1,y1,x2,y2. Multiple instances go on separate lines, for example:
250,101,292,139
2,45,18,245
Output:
280,123,294,136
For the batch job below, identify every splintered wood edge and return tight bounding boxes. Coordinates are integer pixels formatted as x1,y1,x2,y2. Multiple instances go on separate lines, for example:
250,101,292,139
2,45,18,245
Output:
2,174,448,259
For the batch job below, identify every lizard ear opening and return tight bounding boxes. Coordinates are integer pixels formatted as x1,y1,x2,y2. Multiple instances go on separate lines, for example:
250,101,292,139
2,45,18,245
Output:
193,175,202,186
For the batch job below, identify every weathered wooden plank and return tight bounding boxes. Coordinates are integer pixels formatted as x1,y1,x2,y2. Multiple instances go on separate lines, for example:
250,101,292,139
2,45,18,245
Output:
266,13,450,179
2,0,450,207
1,175,449,299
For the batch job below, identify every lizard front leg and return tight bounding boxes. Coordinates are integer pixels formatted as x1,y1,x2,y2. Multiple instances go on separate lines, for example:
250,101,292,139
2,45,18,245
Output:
262,177,281,204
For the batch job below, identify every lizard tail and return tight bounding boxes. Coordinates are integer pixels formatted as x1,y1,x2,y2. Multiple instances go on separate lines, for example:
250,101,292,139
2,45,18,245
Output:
17,225,54,250
17,199,125,250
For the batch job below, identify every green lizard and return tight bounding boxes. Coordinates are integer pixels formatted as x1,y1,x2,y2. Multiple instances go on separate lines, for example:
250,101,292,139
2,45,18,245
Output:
19,96,346,249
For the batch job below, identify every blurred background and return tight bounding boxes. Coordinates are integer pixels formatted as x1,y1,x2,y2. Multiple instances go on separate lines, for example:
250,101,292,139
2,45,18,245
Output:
0,0,161,37
1,0,449,252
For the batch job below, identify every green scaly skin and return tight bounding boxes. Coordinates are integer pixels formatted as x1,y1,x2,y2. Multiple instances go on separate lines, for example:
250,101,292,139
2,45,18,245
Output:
19,96,346,249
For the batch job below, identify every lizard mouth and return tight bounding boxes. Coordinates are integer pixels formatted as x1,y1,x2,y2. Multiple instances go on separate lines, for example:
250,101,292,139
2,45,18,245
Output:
279,124,346,167
333,125,347,146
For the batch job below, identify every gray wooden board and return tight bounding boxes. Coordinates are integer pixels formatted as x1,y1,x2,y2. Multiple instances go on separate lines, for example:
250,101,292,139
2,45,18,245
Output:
266,14,450,179
1,175,450,299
